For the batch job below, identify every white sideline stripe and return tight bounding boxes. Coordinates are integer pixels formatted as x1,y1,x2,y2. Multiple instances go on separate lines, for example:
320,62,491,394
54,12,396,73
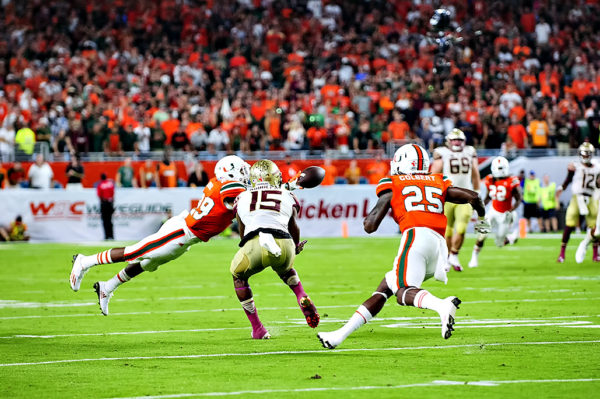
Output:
1,340,599,368
110,378,600,398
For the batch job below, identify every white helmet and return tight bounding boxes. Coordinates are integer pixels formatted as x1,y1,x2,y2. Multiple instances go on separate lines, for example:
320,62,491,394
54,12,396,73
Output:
491,156,509,178
446,128,466,152
390,144,430,175
214,155,250,185
579,142,594,164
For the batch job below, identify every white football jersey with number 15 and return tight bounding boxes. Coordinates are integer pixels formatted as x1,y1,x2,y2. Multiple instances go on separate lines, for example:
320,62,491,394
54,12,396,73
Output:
236,188,300,235
434,146,477,190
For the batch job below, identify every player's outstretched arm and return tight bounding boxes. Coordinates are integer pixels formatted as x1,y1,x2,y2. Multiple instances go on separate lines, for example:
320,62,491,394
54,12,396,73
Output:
364,192,392,234
446,187,485,217
558,163,575,194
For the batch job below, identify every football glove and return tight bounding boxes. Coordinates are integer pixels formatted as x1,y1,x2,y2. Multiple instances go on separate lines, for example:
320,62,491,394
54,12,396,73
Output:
295,239,308,255
474,217,491,234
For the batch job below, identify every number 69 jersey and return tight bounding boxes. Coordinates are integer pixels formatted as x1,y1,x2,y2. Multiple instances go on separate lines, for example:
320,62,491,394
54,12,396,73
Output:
483,175,520,213
376,174,453,236
184,178,246,241
235,188,300,236
433,146,477,189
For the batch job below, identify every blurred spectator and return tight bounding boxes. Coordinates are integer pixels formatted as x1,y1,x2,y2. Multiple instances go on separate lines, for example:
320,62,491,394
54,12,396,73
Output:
15,123,36,157
388,110,410,141
0,165,6,188
353,118,374,151
0,215,29,242
207,125,230,153
187,162,209,188
35,118,52,147
171,125,191,152
156,154,178,188
139,160,157,188
116,157,137,188
344,160,362,184
119,124,138,153
7,162,25,188
281,154,301,182
540,174,559,233
97,173,115,240
28,154,53,189
0,121,15,162
284,118,306,151
366,153,389,184
528,113,550,148
507,115,529,149
52,129,73,157
65,155,84,190
321,158,338,186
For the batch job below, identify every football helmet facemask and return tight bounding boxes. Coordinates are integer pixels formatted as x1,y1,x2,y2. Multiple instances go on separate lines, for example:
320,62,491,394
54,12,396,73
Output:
250,159,282,189
579,142,594,164
491,156,510,179
446,128,466,152
214,155,250,185
390,144,430,175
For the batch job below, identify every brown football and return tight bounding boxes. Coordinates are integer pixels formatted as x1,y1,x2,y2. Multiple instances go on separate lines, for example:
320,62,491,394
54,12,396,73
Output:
297,166,325,188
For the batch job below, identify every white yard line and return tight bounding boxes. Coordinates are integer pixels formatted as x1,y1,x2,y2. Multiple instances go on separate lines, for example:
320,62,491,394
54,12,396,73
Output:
3,315,598,339
1,340,599,368
110,378,600,398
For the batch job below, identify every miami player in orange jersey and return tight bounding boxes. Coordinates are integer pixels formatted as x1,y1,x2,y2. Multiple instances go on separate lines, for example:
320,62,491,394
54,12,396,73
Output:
318,144,490,349
468,156,521,268
69,155,250,315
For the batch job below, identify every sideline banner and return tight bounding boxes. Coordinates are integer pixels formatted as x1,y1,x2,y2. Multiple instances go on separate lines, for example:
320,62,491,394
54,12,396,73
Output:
0,187,399,242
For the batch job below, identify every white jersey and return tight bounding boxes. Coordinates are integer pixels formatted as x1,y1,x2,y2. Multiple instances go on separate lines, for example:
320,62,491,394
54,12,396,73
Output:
572,160,600,196
433,146,477,189
236,187,300,235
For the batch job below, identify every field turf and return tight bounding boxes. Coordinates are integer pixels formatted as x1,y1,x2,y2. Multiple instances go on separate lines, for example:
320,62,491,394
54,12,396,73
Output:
1,235,599,398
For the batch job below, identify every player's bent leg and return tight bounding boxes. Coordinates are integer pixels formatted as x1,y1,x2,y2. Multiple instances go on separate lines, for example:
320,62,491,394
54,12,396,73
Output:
231,243,270,339
318,278,391,349
280,269,320,328
233,277,270,339
469,234,486,268
70,248,127,292
397,286,461,339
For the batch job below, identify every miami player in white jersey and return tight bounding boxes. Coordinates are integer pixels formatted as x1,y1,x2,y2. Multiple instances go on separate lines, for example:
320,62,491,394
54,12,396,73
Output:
468,156,521,268
431,128,481,271
563,143,600,263
231,160,319,339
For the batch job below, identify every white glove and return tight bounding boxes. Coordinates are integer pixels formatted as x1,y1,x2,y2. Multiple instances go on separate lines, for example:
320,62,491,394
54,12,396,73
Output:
474,217,491,234
504,212,513,225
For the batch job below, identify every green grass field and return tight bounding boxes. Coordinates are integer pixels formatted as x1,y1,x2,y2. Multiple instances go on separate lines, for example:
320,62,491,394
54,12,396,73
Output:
1,235,599,398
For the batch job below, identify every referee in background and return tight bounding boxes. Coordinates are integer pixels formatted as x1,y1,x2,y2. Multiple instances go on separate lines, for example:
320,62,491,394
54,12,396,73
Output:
97,173,115,240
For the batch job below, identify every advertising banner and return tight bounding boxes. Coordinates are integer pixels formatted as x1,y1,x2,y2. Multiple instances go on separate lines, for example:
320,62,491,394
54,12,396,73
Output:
0,186,399,242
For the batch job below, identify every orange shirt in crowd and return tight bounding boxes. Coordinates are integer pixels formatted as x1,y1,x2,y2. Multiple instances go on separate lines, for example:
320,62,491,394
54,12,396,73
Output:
161,119,180,145
388,120,409,140
321,164,338,186
528,120,549,147
158,162,177,188
507,123,528,148
366,160,388,184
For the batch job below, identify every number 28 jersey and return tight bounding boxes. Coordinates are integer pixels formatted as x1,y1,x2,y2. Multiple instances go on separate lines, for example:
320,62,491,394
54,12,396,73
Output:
376,174,452,236
235,187,300,236
184,178,246,241
483,175,520,213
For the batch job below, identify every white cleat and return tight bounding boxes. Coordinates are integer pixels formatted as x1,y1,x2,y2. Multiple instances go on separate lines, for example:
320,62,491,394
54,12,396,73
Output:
448,253,463,272
575,240,589,264
318,331,344,349
468,253,478,268
507,232,518,245
439,296,461,339
70,254,88,292
94,281,113,316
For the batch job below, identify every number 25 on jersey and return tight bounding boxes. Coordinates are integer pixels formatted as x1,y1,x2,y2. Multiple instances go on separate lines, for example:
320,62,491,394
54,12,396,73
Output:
402,185,443,213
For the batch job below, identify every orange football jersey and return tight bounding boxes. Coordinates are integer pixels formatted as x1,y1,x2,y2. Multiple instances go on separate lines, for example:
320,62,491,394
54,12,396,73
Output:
484,174,520,213
376,174,452,236
185,178,246,241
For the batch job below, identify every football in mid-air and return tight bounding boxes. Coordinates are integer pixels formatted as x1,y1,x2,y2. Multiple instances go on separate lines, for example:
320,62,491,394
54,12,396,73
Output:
297,166,325,188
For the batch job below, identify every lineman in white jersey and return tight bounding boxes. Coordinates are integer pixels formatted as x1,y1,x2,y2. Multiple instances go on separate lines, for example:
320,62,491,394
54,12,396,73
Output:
230,160,319,339
558,143,600,263
431,128,481,271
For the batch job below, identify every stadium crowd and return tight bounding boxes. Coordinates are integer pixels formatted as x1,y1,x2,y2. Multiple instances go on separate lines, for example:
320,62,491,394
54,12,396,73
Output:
0,0,600,164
